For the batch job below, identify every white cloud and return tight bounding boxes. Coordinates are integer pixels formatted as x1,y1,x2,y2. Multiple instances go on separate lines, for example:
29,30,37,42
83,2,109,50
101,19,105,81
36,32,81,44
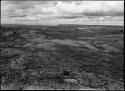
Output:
1,1,124,25
54,1,124,15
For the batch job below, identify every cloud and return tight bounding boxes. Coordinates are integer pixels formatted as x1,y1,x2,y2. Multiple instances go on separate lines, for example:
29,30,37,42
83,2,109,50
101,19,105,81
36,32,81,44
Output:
8,15,27,18
56,15,82,19
56,1,124,16
1,1,124,25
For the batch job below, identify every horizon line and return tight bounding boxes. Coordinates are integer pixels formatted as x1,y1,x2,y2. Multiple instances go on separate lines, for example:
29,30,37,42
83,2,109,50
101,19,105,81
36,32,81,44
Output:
1,23,124,27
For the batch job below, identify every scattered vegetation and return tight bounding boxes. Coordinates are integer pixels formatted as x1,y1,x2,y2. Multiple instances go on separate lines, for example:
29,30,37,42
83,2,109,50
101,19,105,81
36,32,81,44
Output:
0,24,124,90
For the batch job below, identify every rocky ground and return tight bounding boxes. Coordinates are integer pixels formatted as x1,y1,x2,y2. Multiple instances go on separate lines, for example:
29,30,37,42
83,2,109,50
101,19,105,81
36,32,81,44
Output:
0,24,124,90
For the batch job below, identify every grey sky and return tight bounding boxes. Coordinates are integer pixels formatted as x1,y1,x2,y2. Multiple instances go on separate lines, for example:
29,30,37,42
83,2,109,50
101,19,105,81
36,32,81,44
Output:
1,1,124,25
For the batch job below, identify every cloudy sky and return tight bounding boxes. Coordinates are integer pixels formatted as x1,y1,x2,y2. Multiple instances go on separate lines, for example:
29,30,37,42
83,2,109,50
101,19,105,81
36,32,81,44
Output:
1,1,124,26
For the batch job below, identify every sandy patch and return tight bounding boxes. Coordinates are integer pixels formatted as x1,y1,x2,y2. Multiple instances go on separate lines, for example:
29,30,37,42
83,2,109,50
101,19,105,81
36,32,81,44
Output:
23,86,44,90
52,39,98,51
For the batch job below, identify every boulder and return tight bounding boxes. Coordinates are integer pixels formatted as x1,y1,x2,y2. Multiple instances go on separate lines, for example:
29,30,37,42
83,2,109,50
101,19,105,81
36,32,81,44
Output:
64,78,78,84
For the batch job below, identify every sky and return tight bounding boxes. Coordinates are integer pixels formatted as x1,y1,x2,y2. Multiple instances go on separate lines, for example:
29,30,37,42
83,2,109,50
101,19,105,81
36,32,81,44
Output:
1,0,124,26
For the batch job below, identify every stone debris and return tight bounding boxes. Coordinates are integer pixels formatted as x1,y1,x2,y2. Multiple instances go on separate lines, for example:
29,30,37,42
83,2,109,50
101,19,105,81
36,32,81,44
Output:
64,78,78,84
23,86,44,90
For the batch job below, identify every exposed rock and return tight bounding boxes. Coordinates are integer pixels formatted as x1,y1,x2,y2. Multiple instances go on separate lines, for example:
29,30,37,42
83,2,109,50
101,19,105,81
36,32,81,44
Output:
23,86,44,90
4,31,13,36
10,60,21,69
1,83,20,90
64,78,78,84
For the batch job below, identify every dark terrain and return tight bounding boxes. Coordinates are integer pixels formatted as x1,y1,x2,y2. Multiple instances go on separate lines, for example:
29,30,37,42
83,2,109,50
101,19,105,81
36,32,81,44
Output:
0,24,124,90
